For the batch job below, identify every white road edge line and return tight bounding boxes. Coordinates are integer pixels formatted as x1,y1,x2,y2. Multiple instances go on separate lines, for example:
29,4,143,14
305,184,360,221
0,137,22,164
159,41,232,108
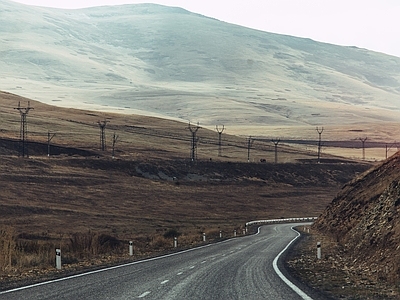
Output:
0,237,234,295
272,226,313,300
0,222,283,295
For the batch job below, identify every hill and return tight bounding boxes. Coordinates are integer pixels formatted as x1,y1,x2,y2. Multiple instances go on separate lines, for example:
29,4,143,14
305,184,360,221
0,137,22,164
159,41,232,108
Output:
291,153,400,298
1,0,400,139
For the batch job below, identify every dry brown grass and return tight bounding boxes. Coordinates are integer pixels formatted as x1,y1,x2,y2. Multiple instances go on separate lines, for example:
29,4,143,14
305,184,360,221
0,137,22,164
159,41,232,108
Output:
0,91,373,287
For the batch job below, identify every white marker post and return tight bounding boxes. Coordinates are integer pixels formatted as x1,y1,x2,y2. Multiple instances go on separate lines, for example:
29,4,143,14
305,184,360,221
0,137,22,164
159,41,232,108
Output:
55,249,62,270
317,242,321,259
234,230,237,237
174,237,178,248
129,241,133,256
242,229,246,235
219,230,222,238
203,233,206,242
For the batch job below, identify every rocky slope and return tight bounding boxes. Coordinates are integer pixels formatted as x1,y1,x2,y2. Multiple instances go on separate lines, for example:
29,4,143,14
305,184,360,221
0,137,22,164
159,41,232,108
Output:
313,151,400,285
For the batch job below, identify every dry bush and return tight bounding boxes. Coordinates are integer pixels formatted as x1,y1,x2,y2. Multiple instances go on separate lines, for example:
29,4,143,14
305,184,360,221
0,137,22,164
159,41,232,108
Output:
149,236,171,251
0,226,15,271
68,231,123,258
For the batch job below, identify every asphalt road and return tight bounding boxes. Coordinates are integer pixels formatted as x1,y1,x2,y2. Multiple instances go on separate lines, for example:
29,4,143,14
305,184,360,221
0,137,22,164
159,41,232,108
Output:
0,223,314,300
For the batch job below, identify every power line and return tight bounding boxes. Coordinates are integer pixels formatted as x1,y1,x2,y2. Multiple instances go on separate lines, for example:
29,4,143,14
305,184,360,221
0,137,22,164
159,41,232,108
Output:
112,132,119,159
359,137,368,160
215,125,225,157
271,138,280,164
14,101,33,157
316,127,324,163
187,122,200,161
47,131,56,157
247,136,254,162
98,120,109,151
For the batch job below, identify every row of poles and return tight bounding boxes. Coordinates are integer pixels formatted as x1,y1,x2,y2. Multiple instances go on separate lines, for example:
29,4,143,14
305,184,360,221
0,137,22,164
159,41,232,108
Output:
13,101,380,161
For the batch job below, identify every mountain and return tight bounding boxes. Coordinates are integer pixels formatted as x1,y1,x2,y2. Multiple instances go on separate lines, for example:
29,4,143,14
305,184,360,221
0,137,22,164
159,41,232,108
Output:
1,0,400,136
313,153,400,285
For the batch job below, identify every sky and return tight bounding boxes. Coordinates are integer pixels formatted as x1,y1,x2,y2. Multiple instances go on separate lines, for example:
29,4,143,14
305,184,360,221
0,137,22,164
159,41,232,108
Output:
11,0,400,58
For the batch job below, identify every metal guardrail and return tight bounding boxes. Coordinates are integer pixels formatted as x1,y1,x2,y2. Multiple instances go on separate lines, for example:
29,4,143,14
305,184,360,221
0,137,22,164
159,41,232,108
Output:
245,217,318,227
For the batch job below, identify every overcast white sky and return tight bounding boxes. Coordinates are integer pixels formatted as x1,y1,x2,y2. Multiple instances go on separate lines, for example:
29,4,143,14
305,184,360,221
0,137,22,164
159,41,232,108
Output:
11,0,400,58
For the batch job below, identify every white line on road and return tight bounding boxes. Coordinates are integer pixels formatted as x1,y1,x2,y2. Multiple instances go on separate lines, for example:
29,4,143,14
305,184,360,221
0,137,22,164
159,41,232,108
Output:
272,226,313,300
177,272,183,275
160,280,169,285
0,238,232,295
138,291,151,298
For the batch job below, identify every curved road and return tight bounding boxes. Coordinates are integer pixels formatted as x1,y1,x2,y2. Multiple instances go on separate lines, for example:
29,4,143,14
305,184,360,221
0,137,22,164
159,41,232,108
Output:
0,223,315,299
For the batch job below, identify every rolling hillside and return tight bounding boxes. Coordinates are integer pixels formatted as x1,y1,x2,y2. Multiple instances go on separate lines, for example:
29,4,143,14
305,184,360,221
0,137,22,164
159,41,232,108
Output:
1,0,400,137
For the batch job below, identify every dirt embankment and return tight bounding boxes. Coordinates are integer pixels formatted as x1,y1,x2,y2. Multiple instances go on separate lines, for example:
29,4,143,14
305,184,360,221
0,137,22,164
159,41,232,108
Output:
287,152,400,299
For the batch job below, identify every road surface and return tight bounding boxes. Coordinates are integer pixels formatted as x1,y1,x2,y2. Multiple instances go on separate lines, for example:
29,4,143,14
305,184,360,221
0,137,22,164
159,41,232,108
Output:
0,223,315,299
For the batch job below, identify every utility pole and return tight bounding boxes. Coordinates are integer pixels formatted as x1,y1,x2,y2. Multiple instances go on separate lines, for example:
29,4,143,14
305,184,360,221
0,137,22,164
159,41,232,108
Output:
187,122,200,161
359,137,368,160
14,101,33,158
247,136,254,162
385,142,398,160
47,131,56,157
215,125,225,157
112,132,119,159
98,120,109,151
271,138,280,164
316,127,324,163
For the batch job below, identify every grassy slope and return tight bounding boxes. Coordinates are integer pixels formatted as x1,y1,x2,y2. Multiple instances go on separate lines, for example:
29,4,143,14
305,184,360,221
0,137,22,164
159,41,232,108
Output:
1,0,400,135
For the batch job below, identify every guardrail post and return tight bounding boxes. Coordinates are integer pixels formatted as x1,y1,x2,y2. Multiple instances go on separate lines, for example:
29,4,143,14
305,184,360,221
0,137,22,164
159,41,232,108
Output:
129,241,133,256
317,242,321,259
174,237,178,248
202,233,206,242
55,248,61,270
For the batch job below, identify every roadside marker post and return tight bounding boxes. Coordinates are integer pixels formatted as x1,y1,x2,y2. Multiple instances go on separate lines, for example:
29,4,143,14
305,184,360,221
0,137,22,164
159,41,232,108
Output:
234,230,237,237
219,231,222,238
317,242,321,259
55,249,62,270
129,241,133,256
174,237,178,248
242,229,245,235
202,233,206,242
